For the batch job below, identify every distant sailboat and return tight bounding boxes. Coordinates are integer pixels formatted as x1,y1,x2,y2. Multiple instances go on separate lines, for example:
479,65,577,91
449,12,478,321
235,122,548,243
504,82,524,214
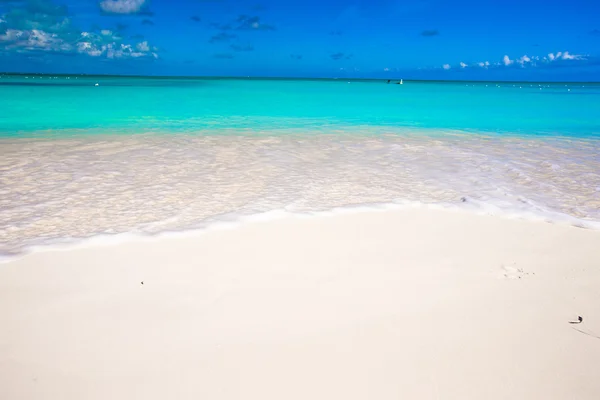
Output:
400,79,403,85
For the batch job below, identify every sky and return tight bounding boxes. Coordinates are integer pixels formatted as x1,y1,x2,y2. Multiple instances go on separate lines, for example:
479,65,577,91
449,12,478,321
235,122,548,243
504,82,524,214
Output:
1,0,599,80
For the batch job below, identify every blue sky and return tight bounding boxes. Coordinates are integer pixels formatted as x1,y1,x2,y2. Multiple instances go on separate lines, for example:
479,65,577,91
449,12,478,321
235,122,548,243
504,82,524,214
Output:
1,0,599,80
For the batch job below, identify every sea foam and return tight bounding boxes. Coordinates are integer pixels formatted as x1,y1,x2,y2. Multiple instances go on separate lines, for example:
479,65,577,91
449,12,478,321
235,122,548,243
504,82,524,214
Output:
1,129,599,258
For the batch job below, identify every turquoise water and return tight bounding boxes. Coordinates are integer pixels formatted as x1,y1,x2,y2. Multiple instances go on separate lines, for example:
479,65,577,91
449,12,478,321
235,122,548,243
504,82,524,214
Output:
1,75,600,137
1,75,599,257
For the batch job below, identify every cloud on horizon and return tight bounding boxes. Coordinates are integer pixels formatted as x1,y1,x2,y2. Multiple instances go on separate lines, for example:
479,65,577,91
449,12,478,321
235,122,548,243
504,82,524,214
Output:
441,51,587,71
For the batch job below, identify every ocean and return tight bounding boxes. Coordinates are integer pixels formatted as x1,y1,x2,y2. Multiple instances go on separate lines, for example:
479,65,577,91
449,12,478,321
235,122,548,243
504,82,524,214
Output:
1,75,599,256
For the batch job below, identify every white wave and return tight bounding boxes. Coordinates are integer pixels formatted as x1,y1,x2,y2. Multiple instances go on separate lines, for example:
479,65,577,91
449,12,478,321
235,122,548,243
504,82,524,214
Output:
1,129,599,260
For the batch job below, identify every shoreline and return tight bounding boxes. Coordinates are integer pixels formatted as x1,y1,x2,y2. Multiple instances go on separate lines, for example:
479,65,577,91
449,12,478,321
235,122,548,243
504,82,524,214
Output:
1,208,599,399
2,131,599,257
2,201,600,263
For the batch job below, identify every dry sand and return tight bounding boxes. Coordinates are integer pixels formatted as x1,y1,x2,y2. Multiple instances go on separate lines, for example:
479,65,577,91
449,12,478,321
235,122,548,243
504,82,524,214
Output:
1,208,599,399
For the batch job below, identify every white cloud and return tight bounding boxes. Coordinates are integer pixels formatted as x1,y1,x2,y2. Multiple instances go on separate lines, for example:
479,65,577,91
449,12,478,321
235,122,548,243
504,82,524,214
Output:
1,0,158,61
0,28,72,52
77,41,103,57
443,50,585,72
136,41,149,52
99,0,146,14
75,32,157,59
106,43,148,59
517,55,531,66
0,29,23,43
546,51,584,62
561,51,583,60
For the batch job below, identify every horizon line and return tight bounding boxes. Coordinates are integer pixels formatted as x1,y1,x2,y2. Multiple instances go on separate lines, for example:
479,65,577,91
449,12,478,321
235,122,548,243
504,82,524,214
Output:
1,72,599,84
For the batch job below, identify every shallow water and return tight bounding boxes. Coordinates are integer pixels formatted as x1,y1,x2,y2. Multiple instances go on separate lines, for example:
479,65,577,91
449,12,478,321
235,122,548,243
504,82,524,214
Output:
1,76,600,138
1,76,599,256
1,131,599,256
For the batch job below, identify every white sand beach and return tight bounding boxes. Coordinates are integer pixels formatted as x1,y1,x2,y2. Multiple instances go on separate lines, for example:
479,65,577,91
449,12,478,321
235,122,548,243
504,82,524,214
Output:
1,208,599,400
